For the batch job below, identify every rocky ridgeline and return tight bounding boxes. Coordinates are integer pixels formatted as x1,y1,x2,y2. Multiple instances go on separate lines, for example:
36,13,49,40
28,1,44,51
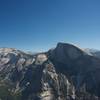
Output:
0,43,100,100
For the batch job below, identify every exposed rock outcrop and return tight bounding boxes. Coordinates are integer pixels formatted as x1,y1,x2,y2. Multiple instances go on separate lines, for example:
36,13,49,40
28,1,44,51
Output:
48,43,100,99
0,43,100,100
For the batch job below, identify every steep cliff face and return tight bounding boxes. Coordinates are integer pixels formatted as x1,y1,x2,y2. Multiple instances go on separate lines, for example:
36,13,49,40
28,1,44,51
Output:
0,43,100,100
48,43,100,99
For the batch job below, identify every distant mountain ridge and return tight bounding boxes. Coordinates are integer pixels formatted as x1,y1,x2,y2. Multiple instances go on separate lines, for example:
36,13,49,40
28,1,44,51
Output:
0,43,100,100
84,48,100,58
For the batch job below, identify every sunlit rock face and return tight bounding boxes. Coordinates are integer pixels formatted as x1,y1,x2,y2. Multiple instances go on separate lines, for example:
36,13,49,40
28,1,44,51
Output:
0,43,100,100
35,54,48,65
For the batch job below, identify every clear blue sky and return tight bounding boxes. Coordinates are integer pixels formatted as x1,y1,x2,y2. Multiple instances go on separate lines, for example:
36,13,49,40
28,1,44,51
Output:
0,0,100,52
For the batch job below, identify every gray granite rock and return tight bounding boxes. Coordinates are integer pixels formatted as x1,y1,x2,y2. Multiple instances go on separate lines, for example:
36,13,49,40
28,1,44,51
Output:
0,43,100,100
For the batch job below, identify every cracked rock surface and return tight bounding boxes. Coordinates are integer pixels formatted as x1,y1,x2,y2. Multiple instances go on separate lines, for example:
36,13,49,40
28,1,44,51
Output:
0,43,100,100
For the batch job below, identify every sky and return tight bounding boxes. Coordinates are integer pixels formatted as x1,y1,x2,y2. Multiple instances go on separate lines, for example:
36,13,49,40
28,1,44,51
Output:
0,0,100,52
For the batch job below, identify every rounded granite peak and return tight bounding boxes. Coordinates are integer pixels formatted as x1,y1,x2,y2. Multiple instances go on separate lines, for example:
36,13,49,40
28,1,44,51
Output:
57,42,75,47
57,42,82,50
55,42,83,60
